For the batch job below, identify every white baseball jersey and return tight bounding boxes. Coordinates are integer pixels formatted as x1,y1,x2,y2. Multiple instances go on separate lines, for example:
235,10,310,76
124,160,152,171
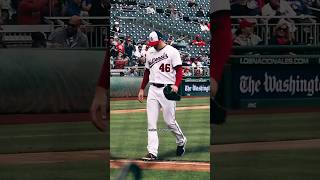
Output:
145,45,182,85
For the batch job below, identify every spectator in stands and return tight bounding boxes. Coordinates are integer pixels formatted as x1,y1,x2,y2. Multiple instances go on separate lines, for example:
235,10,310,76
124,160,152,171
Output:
81,0,92,16
187,0,197,8
270,19,296,45
233,19,263,46
137,56,145,66
184,56,193,66
192,57,203,68
183,67,192,77
167,34,175,45
127,66,138,77
116,39,125,55
124,36,135,63
286,0,310,15
171,8,183,20
194,67,203,77
134,44,147,66
195,7,205,17
0,0,11,24
47,15,89,48
114,52,128,69
63,0,82,16
191,34,206,46
133,44,143,58
200,21,210,31
262,0,296,16
231,0,260,16
110,35,119,52
31,32,46,48
165,3,175,17
172,34,188,48
112,21,121,34
17,0,48,24
146,3,156,14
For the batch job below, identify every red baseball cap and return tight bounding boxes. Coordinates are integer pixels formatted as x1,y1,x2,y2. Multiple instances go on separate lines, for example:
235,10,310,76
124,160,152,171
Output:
147,31,163,46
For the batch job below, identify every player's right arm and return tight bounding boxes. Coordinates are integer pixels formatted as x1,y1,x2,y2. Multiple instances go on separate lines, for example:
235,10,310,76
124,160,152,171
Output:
138,52,150,103
210,0,232,97
138,69,150,102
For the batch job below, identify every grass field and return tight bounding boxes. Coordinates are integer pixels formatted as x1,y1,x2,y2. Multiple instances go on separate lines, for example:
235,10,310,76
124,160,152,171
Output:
213,112,320,144
212,111,320,180
0,119,108,180
0,160,108,180
0,121,108,154
110,97,209,110
213,149,320,180
111,169,210,180
110,97,210,161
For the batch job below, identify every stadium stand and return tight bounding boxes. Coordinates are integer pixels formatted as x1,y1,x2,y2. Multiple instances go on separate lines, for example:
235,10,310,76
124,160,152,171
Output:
0,0,319,77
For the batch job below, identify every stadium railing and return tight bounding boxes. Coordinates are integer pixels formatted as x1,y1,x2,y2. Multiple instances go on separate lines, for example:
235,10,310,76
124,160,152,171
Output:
0,25,54,46
45,17,108,48
230,15,318,45
111,66,210,77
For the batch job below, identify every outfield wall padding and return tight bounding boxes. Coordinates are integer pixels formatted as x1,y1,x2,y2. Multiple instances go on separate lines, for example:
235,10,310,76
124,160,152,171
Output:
0,49,105,114
110,77,148,98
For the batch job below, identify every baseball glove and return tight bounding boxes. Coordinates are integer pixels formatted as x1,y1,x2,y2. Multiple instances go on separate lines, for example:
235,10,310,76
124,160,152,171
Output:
163,85,181,101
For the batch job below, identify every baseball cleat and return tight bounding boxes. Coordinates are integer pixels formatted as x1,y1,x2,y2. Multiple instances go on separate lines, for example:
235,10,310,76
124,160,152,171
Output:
141,153,157,161
176,141,187,157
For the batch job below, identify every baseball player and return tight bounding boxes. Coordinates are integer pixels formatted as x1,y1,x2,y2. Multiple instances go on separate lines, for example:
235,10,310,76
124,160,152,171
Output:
138,31,187,161
210,0,232,125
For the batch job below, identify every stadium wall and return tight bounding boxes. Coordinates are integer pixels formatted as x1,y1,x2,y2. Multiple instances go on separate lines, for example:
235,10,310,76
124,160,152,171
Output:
0,49,104,114
222,55,320,109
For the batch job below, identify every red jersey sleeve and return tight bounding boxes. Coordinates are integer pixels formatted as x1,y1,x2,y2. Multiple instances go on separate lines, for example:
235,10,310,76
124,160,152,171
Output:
140,69,150,90
97,49,109,88
210,10,232,82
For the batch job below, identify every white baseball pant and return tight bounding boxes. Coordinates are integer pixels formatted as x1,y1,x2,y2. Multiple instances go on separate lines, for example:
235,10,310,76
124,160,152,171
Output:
146,85,186,156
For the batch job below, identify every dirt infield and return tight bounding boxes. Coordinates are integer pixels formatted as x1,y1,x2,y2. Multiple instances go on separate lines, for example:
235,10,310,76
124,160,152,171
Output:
0,150,108,165
110,159,210,172
1,139,319,172
111,106,209,114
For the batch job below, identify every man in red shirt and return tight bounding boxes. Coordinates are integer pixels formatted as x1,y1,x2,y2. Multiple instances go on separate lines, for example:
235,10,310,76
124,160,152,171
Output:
191,34,206,46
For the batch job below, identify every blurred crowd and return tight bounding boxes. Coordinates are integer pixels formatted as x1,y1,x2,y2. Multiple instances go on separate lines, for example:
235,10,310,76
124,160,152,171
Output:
0,0,109,25
110,28,210,77
230,0,319,47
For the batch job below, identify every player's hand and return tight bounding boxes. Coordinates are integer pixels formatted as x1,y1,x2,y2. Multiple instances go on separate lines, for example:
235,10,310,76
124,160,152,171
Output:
211,77,218,98
171,85,178,93
138,89,144,103
90,86,107,132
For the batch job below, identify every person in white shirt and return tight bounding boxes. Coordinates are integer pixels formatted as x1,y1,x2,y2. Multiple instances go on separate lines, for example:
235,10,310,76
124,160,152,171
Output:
146,3,156,14
200,21,210,31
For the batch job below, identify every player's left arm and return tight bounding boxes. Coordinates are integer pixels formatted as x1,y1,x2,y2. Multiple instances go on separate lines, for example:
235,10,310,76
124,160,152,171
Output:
171,49,183,93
